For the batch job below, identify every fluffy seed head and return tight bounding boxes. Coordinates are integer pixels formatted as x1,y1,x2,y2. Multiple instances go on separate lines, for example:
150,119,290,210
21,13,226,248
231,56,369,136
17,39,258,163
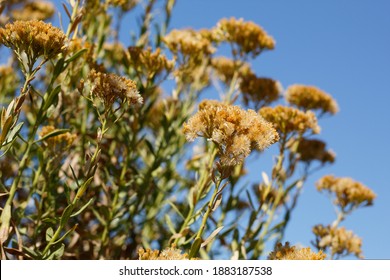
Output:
286,84,339,115
183,100,279,166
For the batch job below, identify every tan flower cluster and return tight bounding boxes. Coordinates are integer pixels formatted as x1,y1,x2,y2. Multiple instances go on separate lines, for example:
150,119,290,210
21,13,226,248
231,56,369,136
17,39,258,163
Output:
313,225,363,258
103,42,126,66
107,0,138,11
0,154,18,181
127,47,174,81
0,20,67,64
183,100,279,166
268,242,326,260
40,125,76,151
163,28,215,58
0,64,19,97
259,105,320,136
11,1,55,21
240,74,282,108
316,175,376,209
88,69,142,108
215,17,275,58
138,247,190,260
211,56,252,84
289,138,335,164
286,84,339,115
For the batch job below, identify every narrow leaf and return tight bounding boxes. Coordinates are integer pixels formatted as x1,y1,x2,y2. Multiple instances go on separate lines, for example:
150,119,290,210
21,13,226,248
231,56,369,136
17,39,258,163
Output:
34,128,70,144
65,49,87,64
70,198,94,217
201,226,224,248
164,214,176,234
212,193,222,212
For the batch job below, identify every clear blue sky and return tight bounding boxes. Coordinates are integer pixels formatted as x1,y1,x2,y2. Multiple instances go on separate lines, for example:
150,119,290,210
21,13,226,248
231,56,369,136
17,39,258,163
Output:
6,0,390,259
160,0,390,259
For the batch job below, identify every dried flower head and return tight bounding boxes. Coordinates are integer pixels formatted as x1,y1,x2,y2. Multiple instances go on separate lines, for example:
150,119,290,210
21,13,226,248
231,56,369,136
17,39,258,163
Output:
163,28,215,58
215,17,275,58
286,84,339,115
211,56,252,84
39,125,76,152
316,175,376,210
289,138,336,164
268,242,326,260
183,100,279,166
127,46,174,82
259,105,320,136
313,225,363,258
240,73,282,109
138,246,190,260
11,1,55,21
0,20,67,66
88,69,142,108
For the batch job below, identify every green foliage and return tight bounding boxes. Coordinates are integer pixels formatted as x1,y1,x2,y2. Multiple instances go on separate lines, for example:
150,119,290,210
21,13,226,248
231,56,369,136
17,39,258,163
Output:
0,0,375,260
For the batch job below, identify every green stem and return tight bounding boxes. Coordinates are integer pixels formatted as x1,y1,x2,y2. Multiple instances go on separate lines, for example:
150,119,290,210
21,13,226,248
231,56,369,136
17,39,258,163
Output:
173,147,217,246
189,177,222,258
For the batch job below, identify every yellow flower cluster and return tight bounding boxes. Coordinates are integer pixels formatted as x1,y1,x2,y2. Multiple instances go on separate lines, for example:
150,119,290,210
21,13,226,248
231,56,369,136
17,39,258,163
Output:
286,84,339,115
289,138,335,164
88,69,142,108
259,105,320,136
126,47,174,80
183,100,279,166
11,1,55,21
268,242,326,260
163,29,215,58
316,175,376,209
313,225,363,258
211,56,252,84
0,20,67,63
39,125,76,151
240,74,282,108
138,247,190,260
215,17,275,58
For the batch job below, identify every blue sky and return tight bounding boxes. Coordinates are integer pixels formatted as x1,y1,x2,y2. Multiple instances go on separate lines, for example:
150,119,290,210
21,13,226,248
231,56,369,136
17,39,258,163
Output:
4,0,389,259
165,0,390,259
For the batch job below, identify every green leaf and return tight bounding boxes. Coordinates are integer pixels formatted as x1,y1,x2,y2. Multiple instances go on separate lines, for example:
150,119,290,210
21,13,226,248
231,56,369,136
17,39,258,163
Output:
34,128,70,144
52,58,65,78
144,139,156,157
52,224,78,246
44,243,65,260
69,165,81,189
59,204,74,229
71,198,94,217
45,227,54,242
189,237,202,259
75,176,93,200
167,200,185,220
22,246,41,259
212,193,222,212
201,226,224,248
246,190,256,211
5,122,24,143
164,214,176,234
65,49,87,64
43,85,61,111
